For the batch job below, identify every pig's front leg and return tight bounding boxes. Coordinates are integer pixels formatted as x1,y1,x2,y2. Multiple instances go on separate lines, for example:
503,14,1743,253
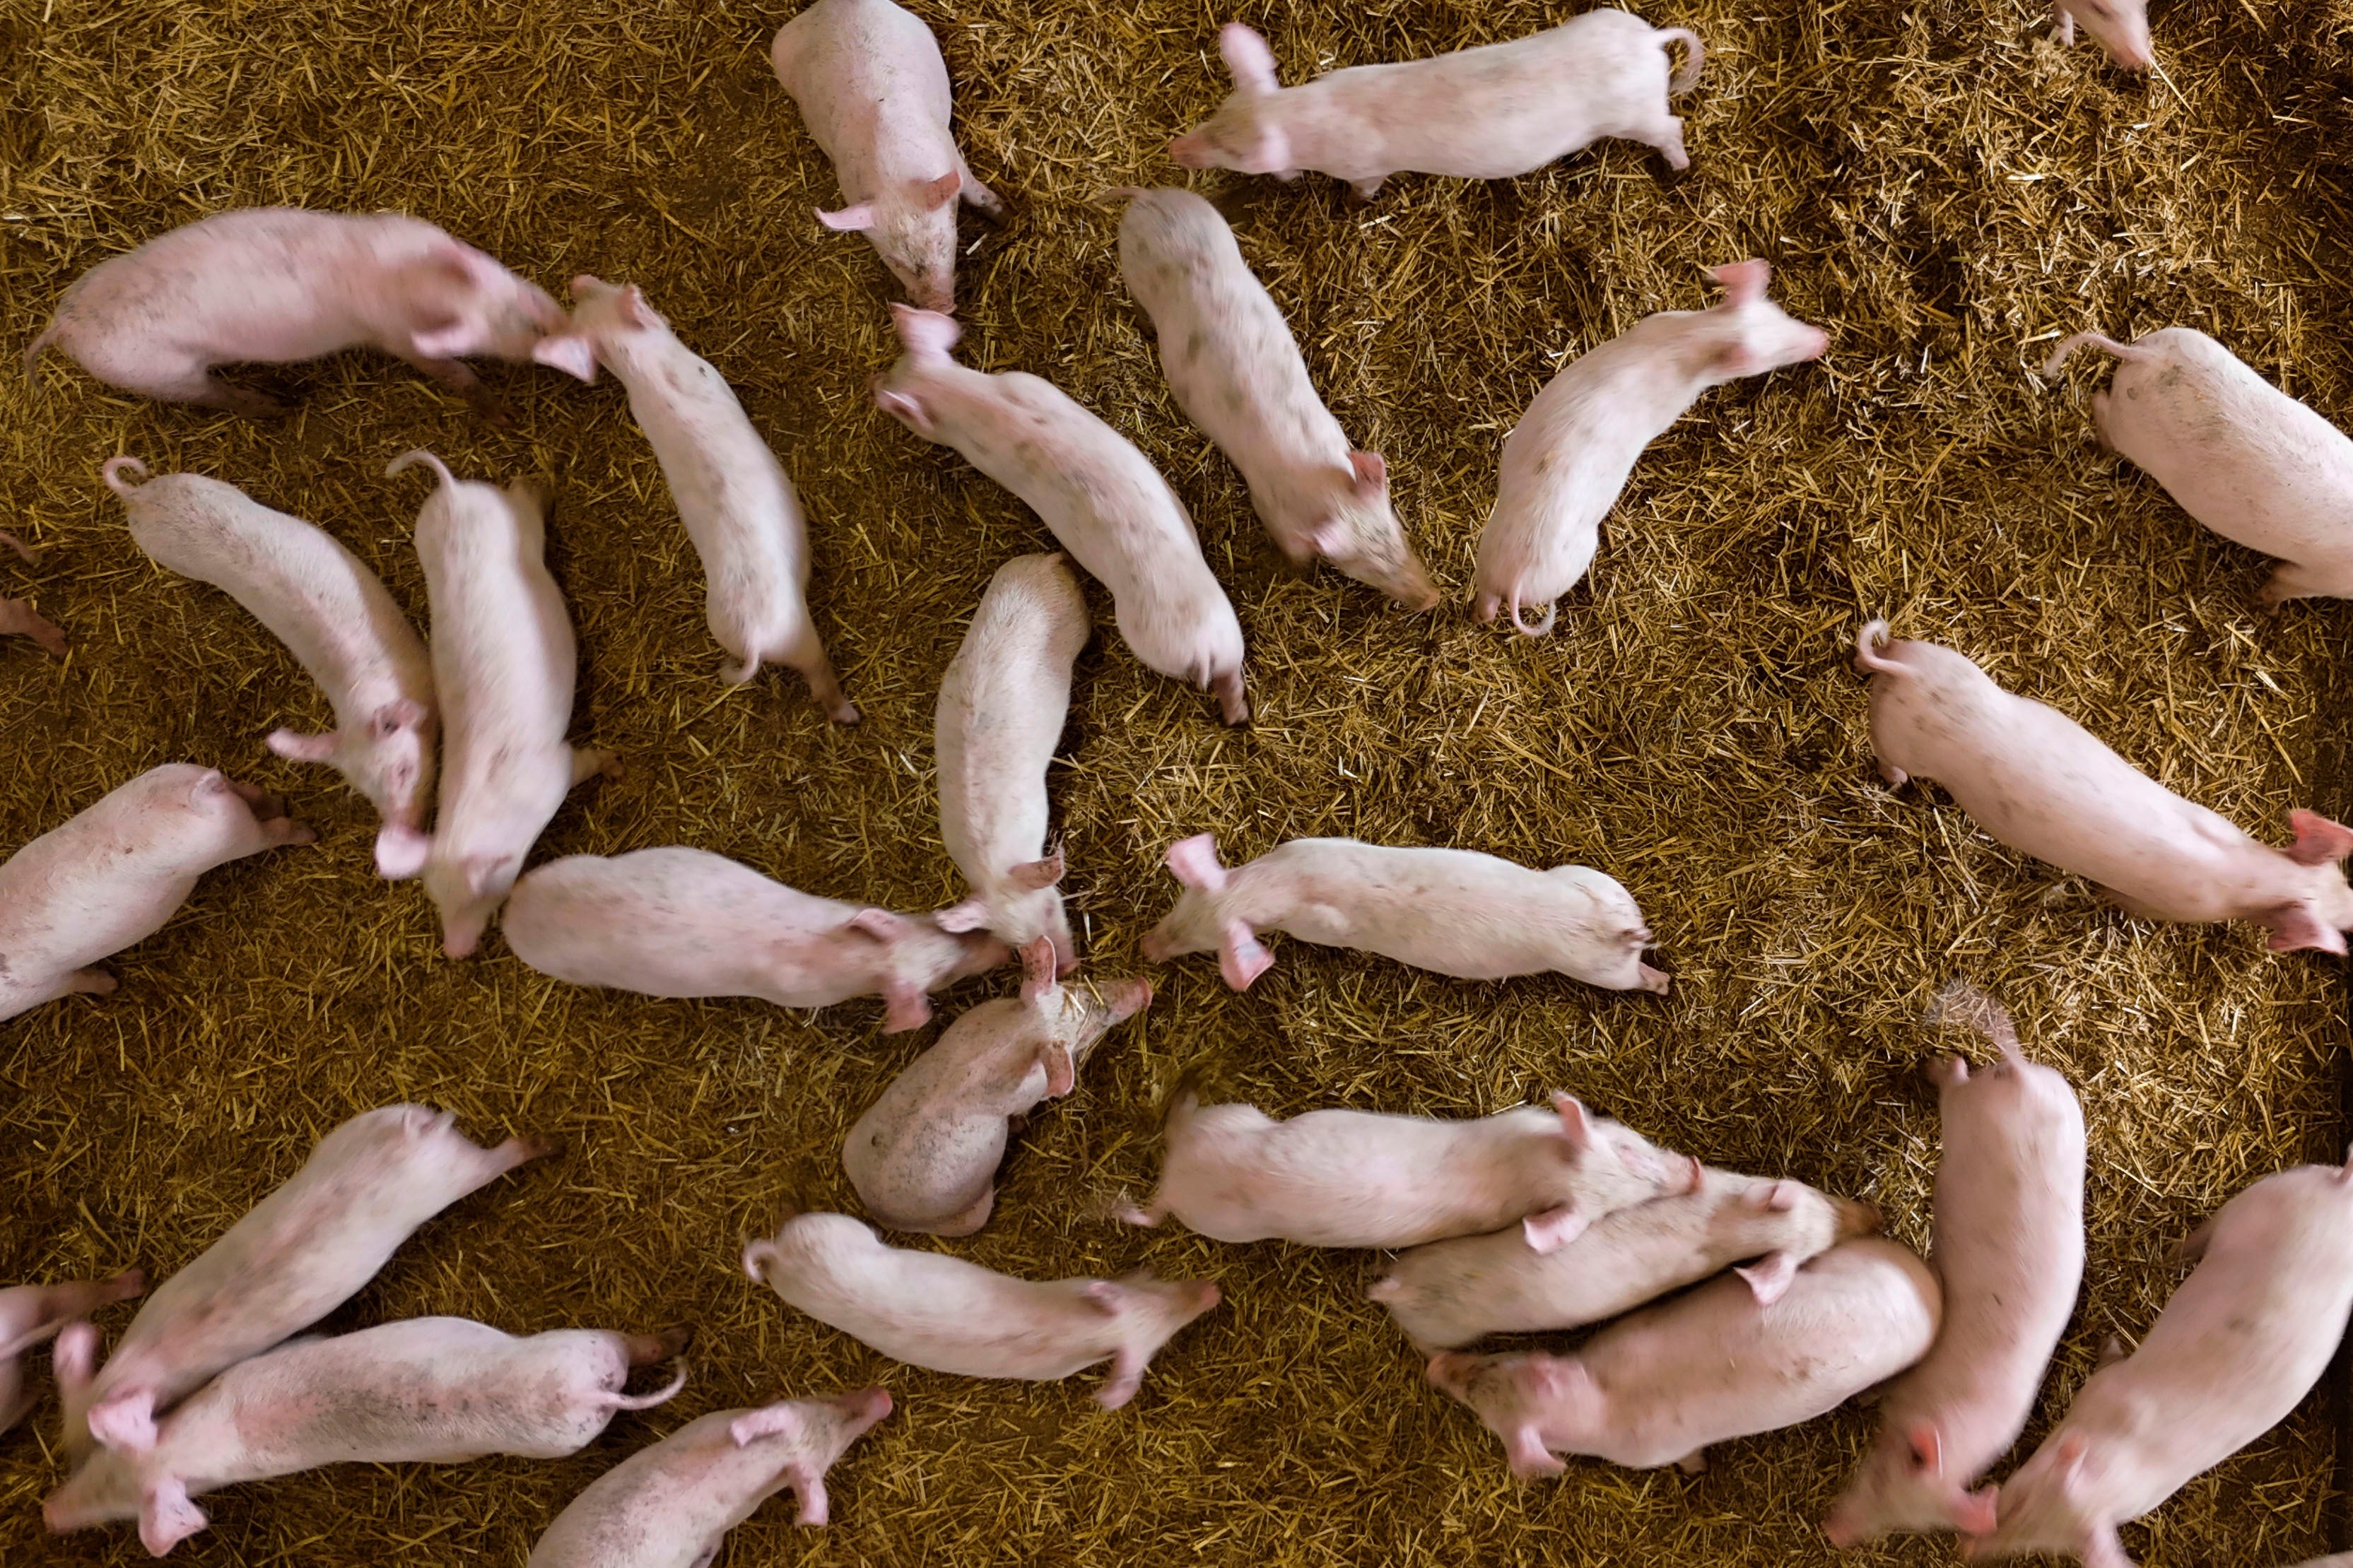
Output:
122,358,293,419
0,596,66,656
569,747,621,789
2051,0,2077,45
399,353,515,426
58,969,119,1001
957,163,1007,222
1674,1448,1708,1475
1349,177,1386,202
1648,118,1691,171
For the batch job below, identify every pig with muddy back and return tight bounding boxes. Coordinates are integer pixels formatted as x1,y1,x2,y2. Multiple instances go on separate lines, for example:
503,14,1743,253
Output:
1856,620,2353,951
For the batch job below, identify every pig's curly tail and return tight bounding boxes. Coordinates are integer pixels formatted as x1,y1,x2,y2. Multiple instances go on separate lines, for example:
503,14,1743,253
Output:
101,456,150,497
1658,28,1705,95
2041,331,2138,378
1853,619,1903,676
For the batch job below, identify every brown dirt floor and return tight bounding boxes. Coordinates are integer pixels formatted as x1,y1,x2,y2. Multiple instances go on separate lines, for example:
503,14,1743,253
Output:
7,0,2353,1564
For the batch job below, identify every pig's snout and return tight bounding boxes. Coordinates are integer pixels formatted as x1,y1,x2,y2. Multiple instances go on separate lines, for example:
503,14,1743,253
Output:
833,1384,894,1425
1110,977,1154,1020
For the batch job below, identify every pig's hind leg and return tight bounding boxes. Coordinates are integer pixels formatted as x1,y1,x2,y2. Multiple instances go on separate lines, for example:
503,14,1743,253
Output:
569,748,622,788
1642,117,1692,172
2258,559,2344,608
0,597,66,656
399,353,515,426
117,360,293,419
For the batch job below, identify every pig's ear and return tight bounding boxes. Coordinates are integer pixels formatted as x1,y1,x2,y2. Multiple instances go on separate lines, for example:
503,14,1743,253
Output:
620,286,657,329
1038,1042,1077,1097
1903,1421,1943,1475
880,984,932,1032
189,770,233,805
918,170,963,210
532,334,599,384
1762,1181,1799,1213
1080,1281,1125,1316
1709,258,1771,306
872,384,936,437
409,317,481,360
372,697,428,737
1733,1250,1797,1304
1164,833,1226,891
1009,849,1064,892
935,898,991,934
374,825,429,881
1549,1092,1595,1155
848,908,912,944
569,273,606,297
1019,936,1059,1001
817,203,879,232
2287,808,2353,866
1347,449,1387,497
1217,921,1273,990
2260,900,2348,955
137,1477,210,1557
1520,1203,1589,1254
1219,23,1281,94
464,853,514,899
266,728,339,763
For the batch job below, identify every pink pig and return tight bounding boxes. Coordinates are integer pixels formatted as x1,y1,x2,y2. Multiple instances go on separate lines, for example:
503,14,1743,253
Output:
528,1386,894,1564
1966,1157,2353,1567
525,278,856,720
392,449,613,957
1428,1237,1941,1477
1371,1167,1879,1350
874,304,1250,724
25,207,566,419
1473,260,1827,634
69,1105,546,1459
934,553,1088,970
2044,327,2353,604
1120,1085,1698,1250
1826,982,2086,1547
501,847,1008,1032
1168,13,1705,199
845,938,1151,1235
1857,620,2353,952
1141,832,1667,993
1,530,66,656
0,1269,144,1434
45,1316,687,1556
2053,0,2153,69
743,1210,1220,1409
1111,186,1435,607
103,457,437,876
0,765,313,1022
770,0,1004,312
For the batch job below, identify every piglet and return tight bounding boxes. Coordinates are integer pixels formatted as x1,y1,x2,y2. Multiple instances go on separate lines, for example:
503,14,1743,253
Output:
1826,982,2086,1547
770,0,1003,312
1112,187,1434,607
1474,260,1826,634
70,1105,546,1459
1,530,66,656
0,1269,144,1434
1142,832,1666,993
1121,1086,1696,1250
1857,620,2353,953
2044,328,2353,604
526,278,855,721
0,765,313,1022
26,207,565,419
103,457,437,876
501,847,1008,1032
845,938,1151,1235
874,304,1250,724
934,553,1088,969
1429,1236,1940,1477
529,1386,893,1564
1168,13,1704,199
1371,1167,1877,1350
45,1316,687,1556
2053,0,2152,69
1967,1156,2353,1567
743,1210,1219,1408
392,449,611,957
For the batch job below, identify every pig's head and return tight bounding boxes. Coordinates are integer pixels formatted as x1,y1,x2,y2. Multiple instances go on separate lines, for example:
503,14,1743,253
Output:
1140,834,1272,989
2060,0,2154,70
2256,810,2353,955
1081,1270,1222,1409
1543,865,1669,993
724,1386,894,1527
819,172,965,313
1168,25,1297,178
1303,453,1440,610
527,275,671,384
426,849,528,960
1424,1350,1591,1478
268,697,436,879
1515,1097,1702,1253
939,850,1076,975
1688,260,1829,391
840,908,1010,1032
1961,1434,2123,1567
398,242,569,365
1823,1418,2001,1548
1006,936,1151,1093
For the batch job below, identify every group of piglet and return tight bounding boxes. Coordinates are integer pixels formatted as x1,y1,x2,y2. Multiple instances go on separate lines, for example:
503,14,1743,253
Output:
7,0,2353,1564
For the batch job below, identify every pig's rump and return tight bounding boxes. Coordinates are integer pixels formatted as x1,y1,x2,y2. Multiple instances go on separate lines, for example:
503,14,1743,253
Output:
1163,1109,1510,1246
772,0,956,180
766,1240,1110,1381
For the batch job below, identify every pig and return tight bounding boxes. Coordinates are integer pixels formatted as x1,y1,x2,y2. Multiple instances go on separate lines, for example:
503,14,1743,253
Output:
523,277,856,721
874,304,1250,724
845,937,1151,1235
391,449,612,957
1856,620,2353,953
1168,14,1705,199
502,847,1008,1032
71,1106,546,1458
1371,1167,1879,1350
2043,328,2353,604
102,456,438,876
743,1210,1219,1408
0,765,314,1022
1472,259,1828,634
770,0,1004,312
1120,1086,1698,1251
1110,187,1436,607
1967,1156,2353,1567
1,530,66,656
1428,1236,1942,1477
45,1316,688,1556
528,1386,894,1563
2053,0,2153,69
1140,832,1667,994
1825,981,2087,1548
934,553,1088,970
25,207,566,419
0,1270,144,1434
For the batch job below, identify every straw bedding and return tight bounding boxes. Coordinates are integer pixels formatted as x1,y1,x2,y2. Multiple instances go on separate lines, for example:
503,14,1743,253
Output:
4,0,2353,1562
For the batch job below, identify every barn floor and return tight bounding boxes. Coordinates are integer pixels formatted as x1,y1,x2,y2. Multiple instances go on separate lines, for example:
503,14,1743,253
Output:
5,0,2353,1564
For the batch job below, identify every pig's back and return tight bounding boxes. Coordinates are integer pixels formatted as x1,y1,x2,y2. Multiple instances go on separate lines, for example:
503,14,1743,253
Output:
503,849,837,998
623,339,806,592
1243,840,1575,977
526,1413,751,1568
0,770,218,990
773,0,953,181
51,208,372,359
421,486,574,796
